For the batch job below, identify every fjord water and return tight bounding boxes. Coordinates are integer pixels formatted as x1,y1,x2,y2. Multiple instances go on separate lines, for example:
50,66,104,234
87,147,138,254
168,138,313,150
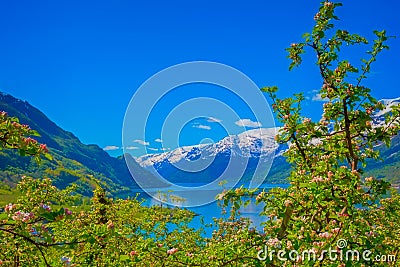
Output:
133,183,289,236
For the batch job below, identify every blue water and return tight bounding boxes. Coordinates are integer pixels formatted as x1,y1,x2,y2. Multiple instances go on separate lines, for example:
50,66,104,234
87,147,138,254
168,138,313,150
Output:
134,184,289,236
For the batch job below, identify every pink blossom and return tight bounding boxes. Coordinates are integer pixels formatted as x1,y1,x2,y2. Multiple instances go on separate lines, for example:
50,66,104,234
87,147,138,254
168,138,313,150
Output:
4,203,16,212
318,232,332,239
267,238,281,248
311,176,325,183
107,221,114,229
39,144,49,153
167,248,178,255
284,199,292,207
130,251,138,257
256,192,264,201
12,211,34,222
64,208,72,216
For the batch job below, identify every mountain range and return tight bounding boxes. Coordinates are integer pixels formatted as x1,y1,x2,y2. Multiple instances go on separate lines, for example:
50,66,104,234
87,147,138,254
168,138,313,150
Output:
1,92,399,198
137,97,400,188
136,128,288,187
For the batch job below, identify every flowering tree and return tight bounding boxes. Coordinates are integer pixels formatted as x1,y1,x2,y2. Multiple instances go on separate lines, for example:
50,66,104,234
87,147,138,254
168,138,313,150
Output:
0,111,51,163
255,1,400,266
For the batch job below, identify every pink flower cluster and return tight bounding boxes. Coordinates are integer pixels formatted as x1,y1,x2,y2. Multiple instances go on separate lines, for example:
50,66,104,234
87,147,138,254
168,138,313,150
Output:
167,248,178,255
12,211,34,222
130,251,138,256
39,143,49,153
266,238,280,248
23,137,37,145
4,203,16,212
107,220,114,229
311,176,326,183
284,199,292,207
64,208,72,215
318,232,332,239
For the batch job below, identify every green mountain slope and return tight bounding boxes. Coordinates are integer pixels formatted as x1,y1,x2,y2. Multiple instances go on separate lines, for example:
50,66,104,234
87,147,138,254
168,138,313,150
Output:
0,92,162,197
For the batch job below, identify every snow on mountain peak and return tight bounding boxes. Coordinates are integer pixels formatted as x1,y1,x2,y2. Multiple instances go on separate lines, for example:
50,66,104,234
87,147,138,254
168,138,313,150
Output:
136,127,280,167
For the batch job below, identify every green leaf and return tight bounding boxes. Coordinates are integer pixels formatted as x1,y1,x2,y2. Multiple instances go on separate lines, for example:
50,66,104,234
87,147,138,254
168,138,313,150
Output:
44,153,53,161
120,255,130,261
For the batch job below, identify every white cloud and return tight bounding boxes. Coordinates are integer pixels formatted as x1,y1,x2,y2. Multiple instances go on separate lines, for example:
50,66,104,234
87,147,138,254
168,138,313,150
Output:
207,116,222,123
160,147,170,151
147,147,158,151
193,124,211,130
125,146,139,150
133,139,149,146
154,138,163,143
103,145,120,151
235,119,262,128
312,93,328,102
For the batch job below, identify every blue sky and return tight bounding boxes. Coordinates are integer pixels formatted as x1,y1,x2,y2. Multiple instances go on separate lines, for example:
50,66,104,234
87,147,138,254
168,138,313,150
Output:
0,0,399,157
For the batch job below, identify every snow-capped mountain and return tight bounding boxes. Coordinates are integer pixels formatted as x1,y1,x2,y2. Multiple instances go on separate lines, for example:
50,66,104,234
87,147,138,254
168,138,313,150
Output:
137,128,279,167
136,128,283,185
